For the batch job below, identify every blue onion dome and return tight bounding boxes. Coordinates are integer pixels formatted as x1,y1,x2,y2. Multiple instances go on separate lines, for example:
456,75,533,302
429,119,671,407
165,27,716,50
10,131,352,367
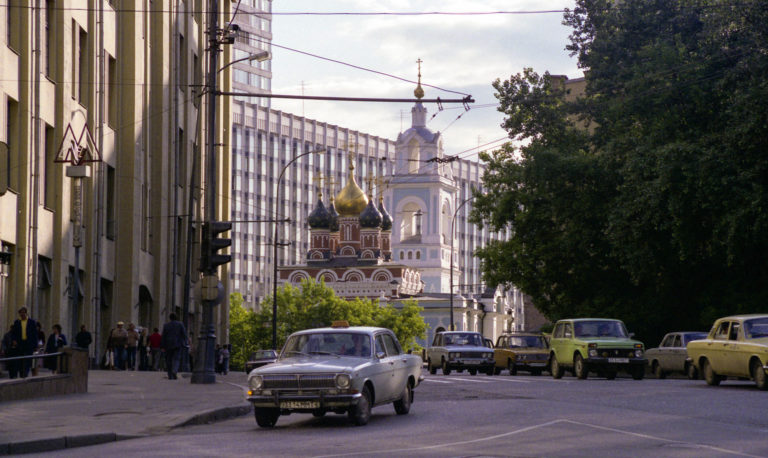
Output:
378,196,392,231
359,198,383,229
308,194,331,229
328,197,340,232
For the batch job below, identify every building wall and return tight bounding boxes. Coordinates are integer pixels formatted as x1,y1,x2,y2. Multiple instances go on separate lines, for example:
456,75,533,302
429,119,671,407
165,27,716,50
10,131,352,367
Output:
0,1,228,362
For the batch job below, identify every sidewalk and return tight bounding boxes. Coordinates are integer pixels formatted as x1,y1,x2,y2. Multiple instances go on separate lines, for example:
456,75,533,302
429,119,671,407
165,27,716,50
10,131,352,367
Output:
0,369,252,455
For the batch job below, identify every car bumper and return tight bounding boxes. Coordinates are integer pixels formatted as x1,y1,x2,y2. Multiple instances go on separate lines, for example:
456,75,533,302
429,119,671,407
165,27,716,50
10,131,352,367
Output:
247,392,362,410
446,360,495,371
585,357,646,367
515,361,548,370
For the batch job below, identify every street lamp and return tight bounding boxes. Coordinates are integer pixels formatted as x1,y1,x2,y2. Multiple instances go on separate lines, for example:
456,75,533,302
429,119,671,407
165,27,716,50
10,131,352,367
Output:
449,196,473,331
218,50,271,73
272,148,325,350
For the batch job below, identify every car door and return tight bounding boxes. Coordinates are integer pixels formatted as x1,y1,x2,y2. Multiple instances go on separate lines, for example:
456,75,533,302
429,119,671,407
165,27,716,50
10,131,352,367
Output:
668,334,686,371
708,321,731,373
493,336,506,368
654,334,673,370
370,334,395,403
550,322,566,364
724,321,747,376
382,332,409,400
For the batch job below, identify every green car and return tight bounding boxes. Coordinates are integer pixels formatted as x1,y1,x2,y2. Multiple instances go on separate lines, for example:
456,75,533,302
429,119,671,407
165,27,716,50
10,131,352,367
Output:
548,318,646,380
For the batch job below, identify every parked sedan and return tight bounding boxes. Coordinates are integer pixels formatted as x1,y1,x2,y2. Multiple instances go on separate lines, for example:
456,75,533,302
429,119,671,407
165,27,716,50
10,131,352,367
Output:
493,333,549,376
686,314,768,390
245,322,423,427
426,331,495,376
244,349,278,373
645,332,707,379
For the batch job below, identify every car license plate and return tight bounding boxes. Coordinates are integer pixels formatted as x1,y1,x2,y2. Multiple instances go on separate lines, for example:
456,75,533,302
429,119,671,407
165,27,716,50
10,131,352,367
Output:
280,400,320,409
529,363,546,367
607,358,629,363
464,360,480,365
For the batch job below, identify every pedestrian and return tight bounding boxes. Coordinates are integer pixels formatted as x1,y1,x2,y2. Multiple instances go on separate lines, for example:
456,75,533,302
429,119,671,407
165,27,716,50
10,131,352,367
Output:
44,324,67,373
75,324,92,350
222,344,231,375
108,321,128,369
148,327,162,371
138,327,149,371
161,313,187,380
10,307,38,378
2,326,16,377
126,323,139,370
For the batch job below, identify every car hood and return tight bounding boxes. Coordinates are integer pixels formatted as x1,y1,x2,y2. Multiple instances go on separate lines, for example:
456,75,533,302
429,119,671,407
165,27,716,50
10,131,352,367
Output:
251,356,371,375
576,337,643,347
443,345,491,352
506,348,549,355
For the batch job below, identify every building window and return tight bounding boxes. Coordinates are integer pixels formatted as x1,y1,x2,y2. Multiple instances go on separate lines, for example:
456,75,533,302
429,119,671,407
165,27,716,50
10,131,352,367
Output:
42,124,55,207
106,166,116,240
78,27,88,104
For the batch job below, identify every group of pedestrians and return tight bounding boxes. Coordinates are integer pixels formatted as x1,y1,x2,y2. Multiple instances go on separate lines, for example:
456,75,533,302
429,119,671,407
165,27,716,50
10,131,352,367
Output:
1,307,93,379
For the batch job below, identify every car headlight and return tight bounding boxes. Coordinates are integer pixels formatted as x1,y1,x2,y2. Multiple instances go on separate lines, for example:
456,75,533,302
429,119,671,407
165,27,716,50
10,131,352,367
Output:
335,373,351,389
449,352,458,359
634,349,643,358
249,375,263,391
485,353,493,359
588,349,598,357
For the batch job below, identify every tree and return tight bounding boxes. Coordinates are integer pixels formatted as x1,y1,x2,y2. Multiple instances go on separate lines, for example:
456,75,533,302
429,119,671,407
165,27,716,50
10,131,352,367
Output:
472,1,768,345
229,279,429,368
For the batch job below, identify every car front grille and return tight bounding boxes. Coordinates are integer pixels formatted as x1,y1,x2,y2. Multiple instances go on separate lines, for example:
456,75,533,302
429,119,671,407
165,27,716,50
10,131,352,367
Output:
518,354,547,361
596,348,636,358
458,352,486,358
262,374,336,390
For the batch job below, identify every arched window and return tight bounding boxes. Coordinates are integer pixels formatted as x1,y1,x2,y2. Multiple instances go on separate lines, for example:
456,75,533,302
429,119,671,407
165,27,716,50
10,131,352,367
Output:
407,251,413,260
415,251,421,260
399,251,404,260
400,202,422,241
408,139,420,173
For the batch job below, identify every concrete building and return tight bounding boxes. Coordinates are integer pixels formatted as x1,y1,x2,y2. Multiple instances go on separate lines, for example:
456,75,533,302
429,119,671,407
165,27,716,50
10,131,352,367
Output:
0,1,231,362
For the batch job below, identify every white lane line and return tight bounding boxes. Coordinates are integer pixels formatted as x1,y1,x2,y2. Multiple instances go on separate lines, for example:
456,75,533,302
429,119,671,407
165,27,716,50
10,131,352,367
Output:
442,376,493,383
487,377,530,383
312,418,761,458
421,378,452,384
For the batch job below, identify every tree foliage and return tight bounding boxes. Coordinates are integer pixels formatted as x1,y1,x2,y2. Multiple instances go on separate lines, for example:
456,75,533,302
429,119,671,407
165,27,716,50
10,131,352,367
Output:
472,0,768,345
229,279,428,369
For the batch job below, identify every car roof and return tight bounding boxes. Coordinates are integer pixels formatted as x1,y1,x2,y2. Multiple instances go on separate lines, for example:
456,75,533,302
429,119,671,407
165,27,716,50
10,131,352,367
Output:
559,318,624,323
290,326,385,335
438,331,481,335
716,314,768,321
499,332,543,337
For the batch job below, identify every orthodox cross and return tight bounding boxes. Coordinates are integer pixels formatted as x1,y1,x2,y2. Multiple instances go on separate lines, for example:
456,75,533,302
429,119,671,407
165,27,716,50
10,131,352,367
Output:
312,173,325,196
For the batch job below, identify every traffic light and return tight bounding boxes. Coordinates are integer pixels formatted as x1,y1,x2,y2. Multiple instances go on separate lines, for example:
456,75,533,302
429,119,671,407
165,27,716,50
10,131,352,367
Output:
201,221,232,273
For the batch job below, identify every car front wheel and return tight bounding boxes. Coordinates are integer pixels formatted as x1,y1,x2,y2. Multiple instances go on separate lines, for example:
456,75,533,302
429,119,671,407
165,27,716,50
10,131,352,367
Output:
349,386,372,426
630,366,645,380
652,361,666,379
686,363,699,380
254,407,280,428
752,360,768,391
428,359,437,375
393,382,412,415
574,354,588,379
442,359,451,376
703,360,721,386
508,359,517,376
550,356,564,379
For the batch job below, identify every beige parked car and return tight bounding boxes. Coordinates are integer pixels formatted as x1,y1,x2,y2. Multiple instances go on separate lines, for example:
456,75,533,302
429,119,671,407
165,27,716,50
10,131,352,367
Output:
492,333,549,376
686,314,768,390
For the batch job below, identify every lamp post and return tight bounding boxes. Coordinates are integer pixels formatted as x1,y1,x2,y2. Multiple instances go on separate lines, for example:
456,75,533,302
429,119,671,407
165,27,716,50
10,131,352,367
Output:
192,2,271,384
449,196,473,331
272,148,325,350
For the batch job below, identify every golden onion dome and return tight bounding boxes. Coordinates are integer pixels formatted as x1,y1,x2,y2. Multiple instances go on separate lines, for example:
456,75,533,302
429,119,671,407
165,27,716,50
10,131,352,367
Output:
335,163,368,217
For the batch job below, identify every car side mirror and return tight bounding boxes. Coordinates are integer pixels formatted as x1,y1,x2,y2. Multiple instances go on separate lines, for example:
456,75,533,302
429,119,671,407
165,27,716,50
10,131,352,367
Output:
376,351,386,359
629,332,635,338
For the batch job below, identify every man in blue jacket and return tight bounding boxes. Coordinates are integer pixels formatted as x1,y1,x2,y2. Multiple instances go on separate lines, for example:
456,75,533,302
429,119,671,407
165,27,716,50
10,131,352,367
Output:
161,313,187,380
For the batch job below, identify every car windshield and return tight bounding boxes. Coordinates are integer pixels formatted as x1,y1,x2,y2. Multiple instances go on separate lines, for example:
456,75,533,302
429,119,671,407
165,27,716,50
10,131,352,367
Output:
507,336,547,348
443,333,483,346
743,318,768,339
251,350,276,360
573,321,628,338
281,332,372,358
682,333,708,345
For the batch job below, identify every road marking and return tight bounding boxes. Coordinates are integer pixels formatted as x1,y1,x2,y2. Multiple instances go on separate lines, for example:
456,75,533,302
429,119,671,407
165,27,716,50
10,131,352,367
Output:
421,378,452,384
442,376,493,383
312,418,761,458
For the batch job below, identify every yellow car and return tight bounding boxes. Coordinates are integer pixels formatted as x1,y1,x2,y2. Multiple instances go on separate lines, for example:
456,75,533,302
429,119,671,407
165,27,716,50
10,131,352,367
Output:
493,333,549,376
686,314,768,390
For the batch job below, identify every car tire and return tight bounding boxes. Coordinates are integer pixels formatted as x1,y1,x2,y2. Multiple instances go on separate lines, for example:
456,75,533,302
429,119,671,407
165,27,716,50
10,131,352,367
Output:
574,354,588,379
653,361,666,379
254,408,280,428
508,359,517,376
428,359,437,375
442,359,451,376
703,359,721,386
349,385,372,426
494,367,502,375
550,356,564,379
605,370,617,380
486,366,495,376
469,369,477,376
686,363,699,380
393,382,412,415
631,366,645,380
752,359,768,391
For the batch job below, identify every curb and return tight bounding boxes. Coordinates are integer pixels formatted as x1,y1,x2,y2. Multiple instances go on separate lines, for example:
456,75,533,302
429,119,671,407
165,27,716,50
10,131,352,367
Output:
0,404,252,455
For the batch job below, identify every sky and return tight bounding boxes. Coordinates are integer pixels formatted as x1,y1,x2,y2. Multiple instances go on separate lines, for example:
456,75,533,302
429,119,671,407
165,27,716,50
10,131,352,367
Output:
269,1,581,160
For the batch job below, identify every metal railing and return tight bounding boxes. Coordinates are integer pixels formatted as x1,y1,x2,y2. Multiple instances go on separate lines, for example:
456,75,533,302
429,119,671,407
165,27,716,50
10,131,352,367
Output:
0,351,67,377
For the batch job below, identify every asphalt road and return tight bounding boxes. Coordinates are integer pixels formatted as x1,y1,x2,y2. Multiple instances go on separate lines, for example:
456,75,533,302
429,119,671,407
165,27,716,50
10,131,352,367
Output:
35,372,768,457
